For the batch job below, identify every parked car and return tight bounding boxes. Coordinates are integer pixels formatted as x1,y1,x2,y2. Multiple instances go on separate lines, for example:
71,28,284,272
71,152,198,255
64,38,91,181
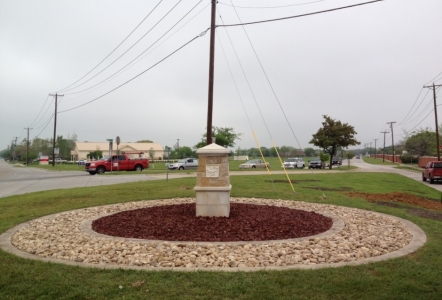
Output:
422,161,442,183
49,158,68,163
239,159,270,169
308,158,325,169
168,158,198,170
332,157,342,165
282,158,305,169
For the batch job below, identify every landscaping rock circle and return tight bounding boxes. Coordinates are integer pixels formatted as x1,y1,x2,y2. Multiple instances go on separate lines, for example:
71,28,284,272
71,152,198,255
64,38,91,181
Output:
4,197,425,271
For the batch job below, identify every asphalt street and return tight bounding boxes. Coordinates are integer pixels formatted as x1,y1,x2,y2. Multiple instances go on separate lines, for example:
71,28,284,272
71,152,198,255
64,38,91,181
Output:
0,158,440,198
0,160,186,198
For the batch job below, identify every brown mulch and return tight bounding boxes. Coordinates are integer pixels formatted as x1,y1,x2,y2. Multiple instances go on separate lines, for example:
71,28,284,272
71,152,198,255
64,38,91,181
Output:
345,192,442,211
92,203,333,242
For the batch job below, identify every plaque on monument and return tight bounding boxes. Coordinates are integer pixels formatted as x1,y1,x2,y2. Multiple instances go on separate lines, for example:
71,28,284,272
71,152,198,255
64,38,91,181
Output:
206,164,219,178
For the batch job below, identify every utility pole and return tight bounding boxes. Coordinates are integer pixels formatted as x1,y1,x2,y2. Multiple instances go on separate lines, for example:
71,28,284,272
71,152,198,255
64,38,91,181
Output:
12,136,18,162
49,93,63,167
387,122,396,163
369,142,372,157
381,131,389,162
374,139,378,158
24,128,32,166
206,0,216,145
423,83,442,161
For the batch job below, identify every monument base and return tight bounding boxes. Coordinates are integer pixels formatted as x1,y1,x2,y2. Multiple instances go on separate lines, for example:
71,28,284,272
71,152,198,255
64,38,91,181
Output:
194,185,232,217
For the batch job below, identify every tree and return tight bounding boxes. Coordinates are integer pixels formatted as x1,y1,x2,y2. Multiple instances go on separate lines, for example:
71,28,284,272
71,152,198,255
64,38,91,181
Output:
304,147,316,157
137,140,153,143
194,127,242,149
404,128,437,156
171,146,194,159
87,150,103,160
148,147,155,161
310,115,360,169
344,151,355,167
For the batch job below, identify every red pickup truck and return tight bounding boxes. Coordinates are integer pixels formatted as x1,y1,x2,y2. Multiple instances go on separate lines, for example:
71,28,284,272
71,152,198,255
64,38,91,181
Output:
422,161,442,184
85,154,149,175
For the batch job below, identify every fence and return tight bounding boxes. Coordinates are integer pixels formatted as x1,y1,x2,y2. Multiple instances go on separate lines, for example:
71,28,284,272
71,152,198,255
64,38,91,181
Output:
370,154,402,164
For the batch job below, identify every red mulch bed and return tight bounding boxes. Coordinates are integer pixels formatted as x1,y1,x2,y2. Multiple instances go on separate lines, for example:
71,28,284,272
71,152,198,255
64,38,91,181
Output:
92,203,333,242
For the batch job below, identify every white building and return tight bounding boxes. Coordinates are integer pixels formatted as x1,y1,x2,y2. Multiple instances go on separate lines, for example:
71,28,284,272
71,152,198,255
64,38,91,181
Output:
71,142,164,161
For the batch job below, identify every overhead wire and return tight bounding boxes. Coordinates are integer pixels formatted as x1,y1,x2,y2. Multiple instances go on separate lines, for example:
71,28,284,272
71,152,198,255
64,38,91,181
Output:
217,0,385,28
424,70,442,86
226,1,311,193
32,113,55,140
58,28,209,113
61,0,183,94
399,95,432,127
57,0,164,92
62,0,203,97
397,88,427,125
217,10,277,191
28,94,50,128
58,1,210,104
218,0,327,9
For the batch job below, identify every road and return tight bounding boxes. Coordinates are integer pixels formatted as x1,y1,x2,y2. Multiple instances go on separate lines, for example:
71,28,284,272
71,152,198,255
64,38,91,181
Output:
0,158,440,198
0,160,191,198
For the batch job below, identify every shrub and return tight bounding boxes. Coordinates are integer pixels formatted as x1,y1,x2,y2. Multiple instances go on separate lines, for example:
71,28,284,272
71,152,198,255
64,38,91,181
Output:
399,155,419,164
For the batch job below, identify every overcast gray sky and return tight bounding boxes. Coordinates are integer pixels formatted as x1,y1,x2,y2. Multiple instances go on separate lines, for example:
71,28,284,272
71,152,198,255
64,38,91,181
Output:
1,0,441,154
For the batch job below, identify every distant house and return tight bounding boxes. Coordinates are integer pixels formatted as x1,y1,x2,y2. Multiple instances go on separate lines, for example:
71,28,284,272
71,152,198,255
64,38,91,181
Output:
71,142,164,161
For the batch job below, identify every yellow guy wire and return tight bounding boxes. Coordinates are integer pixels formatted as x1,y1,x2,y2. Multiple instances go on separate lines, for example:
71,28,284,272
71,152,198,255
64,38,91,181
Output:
252,130,272,176
271,140,295,193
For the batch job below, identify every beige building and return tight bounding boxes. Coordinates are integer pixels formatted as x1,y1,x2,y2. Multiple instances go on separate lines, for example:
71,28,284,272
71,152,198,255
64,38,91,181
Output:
71,142,164,161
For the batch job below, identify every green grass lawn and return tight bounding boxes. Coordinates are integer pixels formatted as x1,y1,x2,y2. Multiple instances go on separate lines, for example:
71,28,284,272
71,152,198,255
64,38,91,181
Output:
362,157,397,165
1,172,441,299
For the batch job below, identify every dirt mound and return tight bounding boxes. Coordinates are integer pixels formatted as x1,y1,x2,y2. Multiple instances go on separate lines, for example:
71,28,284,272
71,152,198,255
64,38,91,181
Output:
345,191,442,211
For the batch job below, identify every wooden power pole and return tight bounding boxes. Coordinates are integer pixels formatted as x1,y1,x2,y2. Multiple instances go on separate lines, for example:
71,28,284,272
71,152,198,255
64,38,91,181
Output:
424,83,442,161
49,93,63,166
381,131,389,162
387,122,396,163
206,0,216,145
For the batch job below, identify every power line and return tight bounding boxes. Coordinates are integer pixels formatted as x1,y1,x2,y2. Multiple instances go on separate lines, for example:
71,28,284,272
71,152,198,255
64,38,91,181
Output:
28,95,50,128
33,114,54,140
57,1,210,105
58,30,208,113
216,0,385,28
398,88,426,125
218,0,327,9
61,0,183,94
424,70,442,86
63,0,203,97
57,0,164,92
225,1,304,150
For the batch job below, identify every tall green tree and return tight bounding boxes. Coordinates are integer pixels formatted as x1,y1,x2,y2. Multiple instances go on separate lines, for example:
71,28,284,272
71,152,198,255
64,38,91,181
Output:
194,127,242,149
310,115,360,169
171,146,194,159
404,128,437,156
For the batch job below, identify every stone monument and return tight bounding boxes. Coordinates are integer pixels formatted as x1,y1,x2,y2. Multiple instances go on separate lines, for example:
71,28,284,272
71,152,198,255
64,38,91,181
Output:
194,142,231,217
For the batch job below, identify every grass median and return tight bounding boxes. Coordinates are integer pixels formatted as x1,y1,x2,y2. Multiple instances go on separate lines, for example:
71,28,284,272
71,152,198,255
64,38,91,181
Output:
0,172,441,299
